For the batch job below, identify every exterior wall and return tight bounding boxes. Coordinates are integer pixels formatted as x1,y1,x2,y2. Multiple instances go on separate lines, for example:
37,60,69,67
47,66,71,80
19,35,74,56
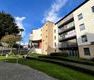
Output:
73,0,94,58
30,28,42,54
31,48,42,54
57,12,78,57
32,28,42,41
53,25,59,52
42,21,55,55
79,45,94,59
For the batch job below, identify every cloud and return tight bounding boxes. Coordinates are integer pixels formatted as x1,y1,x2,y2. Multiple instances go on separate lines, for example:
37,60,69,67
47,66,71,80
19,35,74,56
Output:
15,17,26,37
15,17,26,29
42,0,68,23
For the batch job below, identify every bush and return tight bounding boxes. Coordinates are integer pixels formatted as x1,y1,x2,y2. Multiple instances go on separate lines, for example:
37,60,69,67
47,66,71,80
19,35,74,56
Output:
50,52,68,57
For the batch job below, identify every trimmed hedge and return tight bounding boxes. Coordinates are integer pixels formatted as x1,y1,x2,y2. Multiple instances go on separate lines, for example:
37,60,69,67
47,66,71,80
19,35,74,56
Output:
50,52,68,57
26,56,94,76
39,56,94,66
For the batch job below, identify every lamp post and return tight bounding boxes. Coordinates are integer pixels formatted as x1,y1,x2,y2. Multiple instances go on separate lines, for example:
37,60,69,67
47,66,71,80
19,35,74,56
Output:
17,28,24,63
19,28,24,53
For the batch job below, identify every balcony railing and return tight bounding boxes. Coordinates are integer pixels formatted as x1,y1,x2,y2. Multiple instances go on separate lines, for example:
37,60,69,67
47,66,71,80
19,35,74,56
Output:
59,22,75,34
58,42,78,49
59,31,76,41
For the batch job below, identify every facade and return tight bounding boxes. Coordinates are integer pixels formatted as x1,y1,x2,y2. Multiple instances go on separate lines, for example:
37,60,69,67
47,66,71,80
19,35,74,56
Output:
42,21,55,55
56,13,79,57
30,28,42,54
73,0,94,59
29,0,94,59
56,0,94,59
29,21,57,55
53,25,59,52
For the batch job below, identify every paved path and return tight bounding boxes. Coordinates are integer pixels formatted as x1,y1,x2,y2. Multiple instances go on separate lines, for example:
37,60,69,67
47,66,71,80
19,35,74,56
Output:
0,62,57,80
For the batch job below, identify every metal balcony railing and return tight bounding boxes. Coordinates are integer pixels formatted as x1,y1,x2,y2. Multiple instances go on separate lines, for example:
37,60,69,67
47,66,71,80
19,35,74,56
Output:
58,22,75,34
59,31,76,41
58,43,77,48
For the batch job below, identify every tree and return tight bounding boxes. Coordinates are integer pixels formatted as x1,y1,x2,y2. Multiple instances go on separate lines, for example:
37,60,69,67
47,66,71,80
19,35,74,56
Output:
0,11,19,39
1,35,21,54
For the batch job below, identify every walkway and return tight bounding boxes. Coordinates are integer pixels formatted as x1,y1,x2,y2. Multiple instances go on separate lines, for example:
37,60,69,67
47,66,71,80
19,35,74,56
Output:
0,62,57,80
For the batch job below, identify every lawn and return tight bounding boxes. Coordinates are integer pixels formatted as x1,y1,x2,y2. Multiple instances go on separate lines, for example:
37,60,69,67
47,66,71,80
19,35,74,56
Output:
1,57,94,80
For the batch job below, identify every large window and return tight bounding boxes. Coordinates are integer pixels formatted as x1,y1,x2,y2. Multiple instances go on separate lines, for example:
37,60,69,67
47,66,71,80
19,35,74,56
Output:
81,35,88,42
78,13,83,20
79,23,85,31
91,6,94,12
84,48,90,55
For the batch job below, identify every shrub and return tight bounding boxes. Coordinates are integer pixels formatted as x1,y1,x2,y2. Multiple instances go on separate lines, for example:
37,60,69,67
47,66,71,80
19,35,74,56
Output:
50,52,68,57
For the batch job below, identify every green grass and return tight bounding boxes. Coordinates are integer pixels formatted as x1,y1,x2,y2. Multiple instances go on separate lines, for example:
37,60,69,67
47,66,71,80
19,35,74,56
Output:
27,52,44,58
4,58,94,80
0,55,22,61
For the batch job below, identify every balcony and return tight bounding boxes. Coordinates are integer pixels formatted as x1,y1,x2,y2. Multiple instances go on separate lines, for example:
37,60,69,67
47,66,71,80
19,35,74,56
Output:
59,22,75,34
59,31,76,42
58,42,78,50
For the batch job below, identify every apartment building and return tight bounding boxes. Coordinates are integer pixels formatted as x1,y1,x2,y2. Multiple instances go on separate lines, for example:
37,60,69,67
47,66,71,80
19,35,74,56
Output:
56,13,79,57
73,0,94,59
42,21,55,55
30,28,42,54
56,0,94,59
29,21,57,55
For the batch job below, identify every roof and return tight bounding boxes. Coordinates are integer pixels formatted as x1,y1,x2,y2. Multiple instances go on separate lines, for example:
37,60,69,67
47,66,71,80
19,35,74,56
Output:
55,0,89,24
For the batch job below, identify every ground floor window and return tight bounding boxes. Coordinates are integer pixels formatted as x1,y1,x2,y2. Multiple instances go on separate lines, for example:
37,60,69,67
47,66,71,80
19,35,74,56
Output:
84,48,90,56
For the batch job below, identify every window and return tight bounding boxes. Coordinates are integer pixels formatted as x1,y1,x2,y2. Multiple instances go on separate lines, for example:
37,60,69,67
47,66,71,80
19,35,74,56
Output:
78,13,83,20
81,35,88,42
91,6,94,12
54,42,56,47
79,23,85,31
84,48,90,55
54,36,56,40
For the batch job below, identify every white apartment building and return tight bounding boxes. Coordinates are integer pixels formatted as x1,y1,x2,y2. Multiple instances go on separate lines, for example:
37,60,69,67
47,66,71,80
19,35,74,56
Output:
73,0,94,59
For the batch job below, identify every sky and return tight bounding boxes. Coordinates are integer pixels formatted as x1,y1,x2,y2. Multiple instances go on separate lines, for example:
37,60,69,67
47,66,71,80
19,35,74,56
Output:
0,0,85,45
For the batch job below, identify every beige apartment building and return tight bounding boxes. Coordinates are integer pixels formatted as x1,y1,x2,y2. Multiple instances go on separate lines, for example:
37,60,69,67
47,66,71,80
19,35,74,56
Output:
30,21,57,55
73,0,94,59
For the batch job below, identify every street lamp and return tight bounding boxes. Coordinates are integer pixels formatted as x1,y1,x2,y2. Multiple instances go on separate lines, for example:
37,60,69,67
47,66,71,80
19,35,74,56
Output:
19,28,24,53
17,28,24,63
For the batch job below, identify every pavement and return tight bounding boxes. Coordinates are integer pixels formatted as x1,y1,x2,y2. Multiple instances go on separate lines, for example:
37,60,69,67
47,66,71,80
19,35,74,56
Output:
0,62,57,80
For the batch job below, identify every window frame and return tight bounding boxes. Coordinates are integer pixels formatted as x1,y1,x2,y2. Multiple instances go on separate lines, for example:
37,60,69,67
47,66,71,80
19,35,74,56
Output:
78,13,83,20
81,35,88,43
84,48,90,56
79,23,85,31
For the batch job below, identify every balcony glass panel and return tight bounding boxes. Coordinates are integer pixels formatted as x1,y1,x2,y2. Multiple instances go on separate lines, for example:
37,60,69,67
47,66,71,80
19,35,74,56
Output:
59,42,77,48
58,21,75,33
